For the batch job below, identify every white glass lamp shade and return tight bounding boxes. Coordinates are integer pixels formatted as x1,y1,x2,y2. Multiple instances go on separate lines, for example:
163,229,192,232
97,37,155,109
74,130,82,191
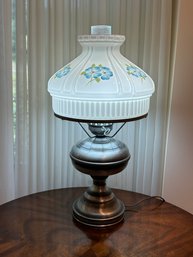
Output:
48,25,155,122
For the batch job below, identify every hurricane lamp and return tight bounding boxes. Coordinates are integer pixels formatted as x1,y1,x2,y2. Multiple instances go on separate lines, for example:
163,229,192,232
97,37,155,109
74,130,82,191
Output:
48,25,154,227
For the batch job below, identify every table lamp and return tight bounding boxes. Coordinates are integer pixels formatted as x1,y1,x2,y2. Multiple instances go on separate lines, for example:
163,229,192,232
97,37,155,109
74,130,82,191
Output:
48,25,154,227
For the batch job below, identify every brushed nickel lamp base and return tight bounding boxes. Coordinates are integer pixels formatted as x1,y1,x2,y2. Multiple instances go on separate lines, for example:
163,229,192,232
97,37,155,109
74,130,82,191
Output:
70,123,130,227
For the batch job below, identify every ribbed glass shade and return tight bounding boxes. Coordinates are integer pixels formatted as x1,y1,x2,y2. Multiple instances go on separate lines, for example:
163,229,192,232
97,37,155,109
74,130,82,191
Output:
48,25,155,122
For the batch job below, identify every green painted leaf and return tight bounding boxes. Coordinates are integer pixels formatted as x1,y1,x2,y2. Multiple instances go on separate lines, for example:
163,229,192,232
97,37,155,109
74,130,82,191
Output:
95,77,100,83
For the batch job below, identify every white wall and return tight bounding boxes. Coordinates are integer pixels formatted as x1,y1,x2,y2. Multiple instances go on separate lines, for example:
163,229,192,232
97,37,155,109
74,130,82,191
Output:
163,0,193,214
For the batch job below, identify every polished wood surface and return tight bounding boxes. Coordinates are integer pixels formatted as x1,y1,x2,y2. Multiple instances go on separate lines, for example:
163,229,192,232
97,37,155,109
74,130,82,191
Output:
0,187,193,257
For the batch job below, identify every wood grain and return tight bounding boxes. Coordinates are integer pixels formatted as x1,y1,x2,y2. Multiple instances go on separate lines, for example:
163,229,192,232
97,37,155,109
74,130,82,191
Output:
0,188,193,257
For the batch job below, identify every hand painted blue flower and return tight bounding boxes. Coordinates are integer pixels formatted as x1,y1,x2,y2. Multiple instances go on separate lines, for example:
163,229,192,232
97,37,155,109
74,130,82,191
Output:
81,64,113,83
84,66,101,79
126,65,146,79
100,67,113,80
55,66,71,78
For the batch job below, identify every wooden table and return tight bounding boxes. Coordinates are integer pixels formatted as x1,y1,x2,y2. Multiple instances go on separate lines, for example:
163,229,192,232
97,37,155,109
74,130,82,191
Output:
0,187,193,257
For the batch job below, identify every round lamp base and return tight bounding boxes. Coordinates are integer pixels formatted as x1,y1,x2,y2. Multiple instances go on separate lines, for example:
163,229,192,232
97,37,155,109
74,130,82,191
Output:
72,183,125,227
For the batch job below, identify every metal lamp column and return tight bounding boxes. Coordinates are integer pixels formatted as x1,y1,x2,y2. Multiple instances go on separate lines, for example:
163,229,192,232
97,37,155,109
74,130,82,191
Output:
70,123,130,227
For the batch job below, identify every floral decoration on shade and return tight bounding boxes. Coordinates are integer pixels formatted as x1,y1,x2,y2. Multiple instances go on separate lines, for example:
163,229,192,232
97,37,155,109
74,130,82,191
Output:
126,64,147,79
55,65,71,79
81,64,113,83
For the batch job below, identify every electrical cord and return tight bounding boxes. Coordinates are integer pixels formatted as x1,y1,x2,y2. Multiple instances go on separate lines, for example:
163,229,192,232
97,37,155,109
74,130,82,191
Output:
124,196,165,213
